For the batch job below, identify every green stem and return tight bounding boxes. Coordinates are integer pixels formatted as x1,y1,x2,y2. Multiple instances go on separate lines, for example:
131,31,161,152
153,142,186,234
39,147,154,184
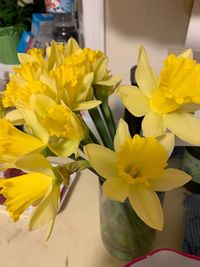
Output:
100,102,116,140
89,107,113,150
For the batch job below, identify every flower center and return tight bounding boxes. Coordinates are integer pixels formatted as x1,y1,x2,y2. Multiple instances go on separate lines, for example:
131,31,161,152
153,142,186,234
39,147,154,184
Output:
125,165,140,179
151,54,200,114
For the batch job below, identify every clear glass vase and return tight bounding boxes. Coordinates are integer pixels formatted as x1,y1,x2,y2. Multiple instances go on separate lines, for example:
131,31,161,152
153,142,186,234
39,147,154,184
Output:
99,187,157,261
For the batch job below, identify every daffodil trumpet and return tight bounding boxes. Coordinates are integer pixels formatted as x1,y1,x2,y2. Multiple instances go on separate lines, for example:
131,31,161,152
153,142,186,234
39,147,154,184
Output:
117,46,200,145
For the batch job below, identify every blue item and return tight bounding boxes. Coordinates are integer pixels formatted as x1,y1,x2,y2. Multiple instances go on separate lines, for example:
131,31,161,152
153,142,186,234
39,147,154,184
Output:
17,31,33,53
31,13,55,36
183,194,200,256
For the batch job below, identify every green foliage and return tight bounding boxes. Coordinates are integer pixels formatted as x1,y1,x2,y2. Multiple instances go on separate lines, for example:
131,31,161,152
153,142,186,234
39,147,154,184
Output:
0,0,34,35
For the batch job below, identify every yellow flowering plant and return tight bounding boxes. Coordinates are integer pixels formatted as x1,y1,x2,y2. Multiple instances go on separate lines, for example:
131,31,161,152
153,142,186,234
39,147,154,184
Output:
0,38,196,242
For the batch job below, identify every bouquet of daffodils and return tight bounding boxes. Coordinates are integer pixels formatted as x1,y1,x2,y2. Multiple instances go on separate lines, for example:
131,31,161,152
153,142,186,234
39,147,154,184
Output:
0,38,197,240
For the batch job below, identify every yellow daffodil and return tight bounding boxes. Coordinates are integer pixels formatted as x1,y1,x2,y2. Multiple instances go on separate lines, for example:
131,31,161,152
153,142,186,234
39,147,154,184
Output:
0,172,52,222
3,79,52,108
0,119,46,170
0,93,5,118
117,46,200,145
30,94,88,157
84,119,191,230
0,153,61,240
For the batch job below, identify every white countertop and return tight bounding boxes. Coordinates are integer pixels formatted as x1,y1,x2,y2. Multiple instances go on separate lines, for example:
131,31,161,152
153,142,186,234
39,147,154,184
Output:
0,168,189,267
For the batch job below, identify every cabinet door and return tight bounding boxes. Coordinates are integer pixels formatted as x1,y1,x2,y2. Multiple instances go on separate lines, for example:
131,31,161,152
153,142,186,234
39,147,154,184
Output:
82,0,105,51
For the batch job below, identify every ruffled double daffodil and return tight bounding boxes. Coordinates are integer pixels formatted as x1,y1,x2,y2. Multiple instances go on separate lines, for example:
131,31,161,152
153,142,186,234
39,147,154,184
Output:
84,119,191,230
117,46,200,145
0,153,61,240
2,42,60,109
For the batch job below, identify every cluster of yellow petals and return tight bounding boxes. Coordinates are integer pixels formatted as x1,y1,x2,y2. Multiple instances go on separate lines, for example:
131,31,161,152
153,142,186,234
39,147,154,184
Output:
0,172,53,222
50,47,104,88
3,80,48,108
151,54,200,114
42,104,86,141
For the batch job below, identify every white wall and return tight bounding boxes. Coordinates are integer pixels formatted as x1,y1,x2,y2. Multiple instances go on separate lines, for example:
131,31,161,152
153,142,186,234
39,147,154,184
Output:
105,0,191,83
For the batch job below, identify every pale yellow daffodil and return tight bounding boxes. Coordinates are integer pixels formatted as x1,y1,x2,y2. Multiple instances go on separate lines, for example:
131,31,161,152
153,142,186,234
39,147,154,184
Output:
0,119,46,170
117,46,200,145
0,153,61,240
84,119,191,230
30,94,88,157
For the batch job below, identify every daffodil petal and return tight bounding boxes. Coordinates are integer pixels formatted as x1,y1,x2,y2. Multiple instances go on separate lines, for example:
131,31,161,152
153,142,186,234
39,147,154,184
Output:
176,103,200,112
16,104,49,144
49,139,79,158
94,57,108,83
39,75,57,99
142,111,164,137
15,153,53,176
47,40,62,70
74,100,101,111
157,133,175,158
135,45,158,97
149,168,191,191
178,49,193,59
164,112,200,145
64,37,80,56
5,109,24,125
129,185,163,231
117,85,150,116
114,119,130,152
96,75,123,87
102,177,129,202
0,172,52,222
29,182,60,241
84,144,118,179
30,94,55,119
18,53,38,64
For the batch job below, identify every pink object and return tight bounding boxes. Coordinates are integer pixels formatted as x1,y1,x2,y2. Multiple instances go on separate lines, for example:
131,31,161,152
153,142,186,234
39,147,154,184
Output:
124,248,200,267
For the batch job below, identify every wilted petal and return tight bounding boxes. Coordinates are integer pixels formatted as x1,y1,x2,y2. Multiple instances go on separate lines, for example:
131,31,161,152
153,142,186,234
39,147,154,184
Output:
129,185,164,230
84,144,118,180
117,85,150,116
164,112,200,145
142,111,164,137
114,119,130,152
135,45,158,97
149,168,191,191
